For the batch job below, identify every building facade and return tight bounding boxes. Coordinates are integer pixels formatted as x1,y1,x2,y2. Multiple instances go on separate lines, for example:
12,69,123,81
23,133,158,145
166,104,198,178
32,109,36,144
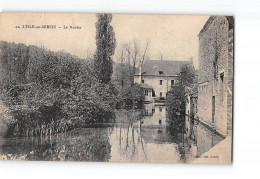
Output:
134,60,190,101
185,85,198,125
197,16,234,136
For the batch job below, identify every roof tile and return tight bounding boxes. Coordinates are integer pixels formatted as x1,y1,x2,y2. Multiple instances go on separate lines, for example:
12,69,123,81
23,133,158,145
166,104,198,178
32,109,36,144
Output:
137,60,189,76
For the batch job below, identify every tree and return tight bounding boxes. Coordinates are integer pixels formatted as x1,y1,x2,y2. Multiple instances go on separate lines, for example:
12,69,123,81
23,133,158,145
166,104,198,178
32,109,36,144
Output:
131,41,140,84
177,63,196,87
139,39,150,68
113,41,140,89
139,39,150,84
166,63,196,131
112,40,150,108
166,85,186,132
158,50,164,61
94,13,116,84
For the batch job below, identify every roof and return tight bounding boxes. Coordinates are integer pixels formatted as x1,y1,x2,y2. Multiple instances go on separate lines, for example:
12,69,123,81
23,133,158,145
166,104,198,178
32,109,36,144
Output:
226,16,234,29
139,83,153,89
135,60,189,76
198,16,234,37
198,16,216,37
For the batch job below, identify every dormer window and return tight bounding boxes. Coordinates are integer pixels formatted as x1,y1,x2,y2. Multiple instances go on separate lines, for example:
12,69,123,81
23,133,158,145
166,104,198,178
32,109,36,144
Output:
158,71,164,75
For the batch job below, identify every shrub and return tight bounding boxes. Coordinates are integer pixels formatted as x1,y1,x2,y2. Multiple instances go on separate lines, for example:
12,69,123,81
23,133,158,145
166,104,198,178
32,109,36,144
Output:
117,83,144,108
0,41,117,136
166,85,186,132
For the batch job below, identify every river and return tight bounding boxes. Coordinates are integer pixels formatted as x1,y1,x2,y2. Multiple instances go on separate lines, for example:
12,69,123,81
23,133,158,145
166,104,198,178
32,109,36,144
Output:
0,104,223,163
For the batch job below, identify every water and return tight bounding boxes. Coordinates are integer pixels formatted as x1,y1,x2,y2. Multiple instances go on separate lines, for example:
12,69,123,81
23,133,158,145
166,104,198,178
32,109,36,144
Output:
0,104,223,163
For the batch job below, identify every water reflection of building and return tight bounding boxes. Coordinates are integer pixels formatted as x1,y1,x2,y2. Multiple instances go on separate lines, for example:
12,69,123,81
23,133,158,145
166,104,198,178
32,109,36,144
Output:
110,105,223,163
181,114,223,162
141,104,166,127
109,124,182,163
110,106,182,163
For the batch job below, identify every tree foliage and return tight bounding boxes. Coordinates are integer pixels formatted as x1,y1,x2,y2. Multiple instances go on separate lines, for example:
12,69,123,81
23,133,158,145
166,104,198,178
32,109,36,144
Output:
112,63,144,108
177,63,196,87
0,41,116,137
94,13,116,84
119,83,144,108
166,63,196,131
166,85,186,131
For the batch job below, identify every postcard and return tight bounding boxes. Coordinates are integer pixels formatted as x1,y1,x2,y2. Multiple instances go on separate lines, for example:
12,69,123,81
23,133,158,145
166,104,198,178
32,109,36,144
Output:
0,12,233,164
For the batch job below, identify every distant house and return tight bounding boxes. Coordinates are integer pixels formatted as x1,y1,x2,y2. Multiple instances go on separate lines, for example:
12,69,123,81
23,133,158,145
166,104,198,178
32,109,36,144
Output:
134,60,191,101
197,16,234,137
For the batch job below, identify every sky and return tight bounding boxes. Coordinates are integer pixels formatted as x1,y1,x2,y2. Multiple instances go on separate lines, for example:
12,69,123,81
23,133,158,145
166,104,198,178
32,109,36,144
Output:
0,12,209,68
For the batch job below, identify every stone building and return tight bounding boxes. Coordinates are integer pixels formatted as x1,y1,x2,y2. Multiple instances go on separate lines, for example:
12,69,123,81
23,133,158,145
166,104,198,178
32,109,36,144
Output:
197,16,234,136
134,60,190,102
185,84,198,125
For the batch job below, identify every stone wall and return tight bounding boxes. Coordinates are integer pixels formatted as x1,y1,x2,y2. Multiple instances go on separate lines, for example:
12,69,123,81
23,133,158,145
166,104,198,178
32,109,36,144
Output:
227,29,234,135
198,16,234,136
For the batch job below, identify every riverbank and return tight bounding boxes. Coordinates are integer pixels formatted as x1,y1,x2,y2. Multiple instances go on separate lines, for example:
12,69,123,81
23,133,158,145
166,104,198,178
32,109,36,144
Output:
191,136,232,164
0,100,14,136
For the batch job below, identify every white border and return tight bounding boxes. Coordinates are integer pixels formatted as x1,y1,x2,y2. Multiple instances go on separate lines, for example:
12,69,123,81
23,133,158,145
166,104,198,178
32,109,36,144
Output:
1,0,260,179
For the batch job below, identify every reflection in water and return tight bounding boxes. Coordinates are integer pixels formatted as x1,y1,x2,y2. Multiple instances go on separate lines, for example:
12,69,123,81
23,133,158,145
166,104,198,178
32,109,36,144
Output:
0,104,223,163
0,128,112,161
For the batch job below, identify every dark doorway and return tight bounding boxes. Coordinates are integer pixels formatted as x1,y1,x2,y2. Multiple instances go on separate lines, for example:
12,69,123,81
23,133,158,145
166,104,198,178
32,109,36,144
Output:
152,90,156,97
171,80,175,86
212,96,215,124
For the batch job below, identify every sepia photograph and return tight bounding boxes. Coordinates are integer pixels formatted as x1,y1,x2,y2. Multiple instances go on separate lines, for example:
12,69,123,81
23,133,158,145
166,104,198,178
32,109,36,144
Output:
0,12,233,164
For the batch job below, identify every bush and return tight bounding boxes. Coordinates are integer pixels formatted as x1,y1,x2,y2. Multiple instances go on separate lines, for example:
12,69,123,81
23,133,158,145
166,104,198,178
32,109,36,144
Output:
165,63,196,132
63,79,117,125
0,41,117,136
117,83,144,108
166,85,186,132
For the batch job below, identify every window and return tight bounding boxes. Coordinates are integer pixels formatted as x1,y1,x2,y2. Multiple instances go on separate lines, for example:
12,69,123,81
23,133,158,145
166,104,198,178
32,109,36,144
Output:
160,92,162,97
213,61,218,80
144,89,149,96
152,90,156,97
171,80,175,86
160,80,163,85
158,71,164,75
220,73,224,102
142,79,144,84
159,107,162,112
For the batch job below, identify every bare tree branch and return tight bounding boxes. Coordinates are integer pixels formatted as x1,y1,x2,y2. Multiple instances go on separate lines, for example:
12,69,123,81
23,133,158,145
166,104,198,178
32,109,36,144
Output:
132,41,140,75
140,39,150,68
159,50,163,61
